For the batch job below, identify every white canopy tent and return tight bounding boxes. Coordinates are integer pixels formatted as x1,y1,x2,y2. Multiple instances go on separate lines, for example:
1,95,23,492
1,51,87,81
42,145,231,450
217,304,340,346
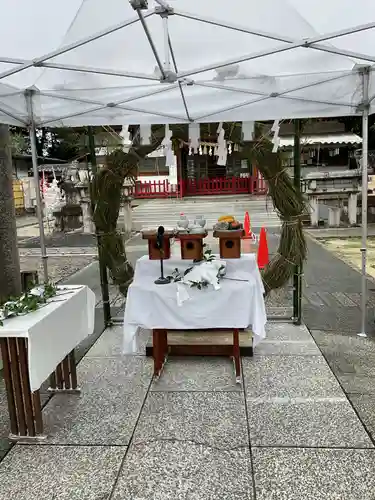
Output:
1,0,374,333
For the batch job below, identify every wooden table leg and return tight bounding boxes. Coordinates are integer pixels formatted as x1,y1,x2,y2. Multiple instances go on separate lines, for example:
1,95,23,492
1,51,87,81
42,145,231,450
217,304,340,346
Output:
233,329,241,384
0,338,45,440
17,338,36,437
160,329,168,361
152,329,162,377
0,338,18,436
32,390,44,435
152,329,169,378
48,349,80,394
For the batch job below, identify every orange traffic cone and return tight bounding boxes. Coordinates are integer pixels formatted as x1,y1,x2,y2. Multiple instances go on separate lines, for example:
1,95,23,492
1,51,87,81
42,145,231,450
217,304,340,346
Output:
257,227,269,269
242,211,252,239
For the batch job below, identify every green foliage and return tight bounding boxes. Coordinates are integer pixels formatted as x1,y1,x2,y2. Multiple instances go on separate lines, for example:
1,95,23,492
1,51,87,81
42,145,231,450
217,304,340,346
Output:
9,126,81,160
47,128,81,160
0,283,58,326
10,130,29,154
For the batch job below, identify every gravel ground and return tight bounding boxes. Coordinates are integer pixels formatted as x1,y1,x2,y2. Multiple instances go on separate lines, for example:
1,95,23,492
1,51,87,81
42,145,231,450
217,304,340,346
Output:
20,256,97,283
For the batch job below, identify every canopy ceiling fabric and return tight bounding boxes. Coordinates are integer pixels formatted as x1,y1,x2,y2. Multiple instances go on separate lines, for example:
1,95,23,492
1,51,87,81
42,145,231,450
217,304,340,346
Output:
1,0,375,127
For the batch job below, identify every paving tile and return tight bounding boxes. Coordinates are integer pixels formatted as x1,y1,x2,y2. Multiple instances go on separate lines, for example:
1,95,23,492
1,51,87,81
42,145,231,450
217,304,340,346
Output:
112,441,253,500
255,340,320,356
303,290,325,307
253,448,375,500
350,394,375,440
0,445,125,500
338,374,375,395
260,322,321,356
311,330,375,358
332,292,357,307
151,358,242,392
316,291,338,308
312,332,375,383
303,304,375,334
40,388,146,445
347,292,364,306
265,323,313,342
0,438,10,452
86,325,150,357
323,353,358,375
77,356,153,391
134,392,248,449
243,356,342,398
246,397,372,448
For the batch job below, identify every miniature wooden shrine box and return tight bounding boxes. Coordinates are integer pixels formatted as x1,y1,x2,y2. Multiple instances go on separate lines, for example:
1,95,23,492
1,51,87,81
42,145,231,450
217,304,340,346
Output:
213,229,244,259
179,232,207,260
142,231,173,260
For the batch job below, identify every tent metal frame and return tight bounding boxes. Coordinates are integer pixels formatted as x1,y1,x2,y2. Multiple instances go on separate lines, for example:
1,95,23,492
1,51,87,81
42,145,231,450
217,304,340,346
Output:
1,2,372,333
0,7,374,124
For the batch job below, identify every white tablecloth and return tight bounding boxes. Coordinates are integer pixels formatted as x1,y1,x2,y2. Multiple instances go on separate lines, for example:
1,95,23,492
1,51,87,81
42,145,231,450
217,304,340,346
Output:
0,285,95,392
124,254,267,352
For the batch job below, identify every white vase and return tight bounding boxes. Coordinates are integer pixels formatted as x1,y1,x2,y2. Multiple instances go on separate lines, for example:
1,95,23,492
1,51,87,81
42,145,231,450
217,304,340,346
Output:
177,214,189,230
194,215,206,228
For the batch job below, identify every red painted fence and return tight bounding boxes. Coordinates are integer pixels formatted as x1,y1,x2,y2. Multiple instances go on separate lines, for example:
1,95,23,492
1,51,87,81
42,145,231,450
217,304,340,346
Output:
130,179,178,199
183,176,251,196
128,175,267,199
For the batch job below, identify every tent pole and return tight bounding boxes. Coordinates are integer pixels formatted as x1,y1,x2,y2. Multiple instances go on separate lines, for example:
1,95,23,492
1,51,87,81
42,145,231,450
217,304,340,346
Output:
25,89,48,283
87,127,111,327
293,119,302,325
360,67,370,336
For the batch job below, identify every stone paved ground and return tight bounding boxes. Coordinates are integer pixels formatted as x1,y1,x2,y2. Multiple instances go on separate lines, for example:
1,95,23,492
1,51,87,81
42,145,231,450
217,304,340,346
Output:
1,226,375,497
1,322,375,499
303,236,375,334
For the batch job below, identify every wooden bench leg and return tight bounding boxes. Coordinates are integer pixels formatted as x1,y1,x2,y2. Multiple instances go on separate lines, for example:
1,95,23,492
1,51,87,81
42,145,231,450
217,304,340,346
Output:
233,329,241,384
48,349,80,394
0,337,46,440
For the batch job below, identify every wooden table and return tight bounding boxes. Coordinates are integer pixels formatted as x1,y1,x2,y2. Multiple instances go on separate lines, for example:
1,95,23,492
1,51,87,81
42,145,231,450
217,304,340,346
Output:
124,254,266,385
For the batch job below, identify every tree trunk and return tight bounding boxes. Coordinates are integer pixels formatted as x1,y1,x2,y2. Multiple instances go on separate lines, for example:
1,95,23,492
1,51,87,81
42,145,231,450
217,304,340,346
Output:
0,124,21,302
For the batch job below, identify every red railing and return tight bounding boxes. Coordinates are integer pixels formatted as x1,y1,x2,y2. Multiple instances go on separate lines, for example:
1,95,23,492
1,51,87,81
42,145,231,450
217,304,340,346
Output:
129,179,179,198
129,175,267,199
183,176,251,196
